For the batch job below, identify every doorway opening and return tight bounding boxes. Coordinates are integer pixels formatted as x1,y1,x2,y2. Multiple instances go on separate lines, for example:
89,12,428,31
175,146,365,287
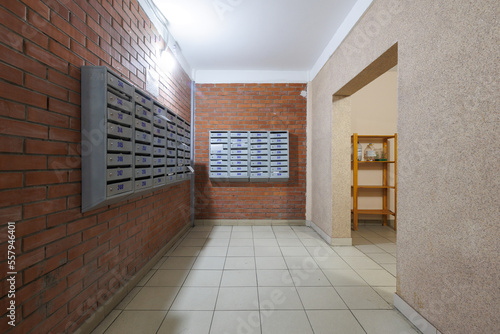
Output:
331,43,398,274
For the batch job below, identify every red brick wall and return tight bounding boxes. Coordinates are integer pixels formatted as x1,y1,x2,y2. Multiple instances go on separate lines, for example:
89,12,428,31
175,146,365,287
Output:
0,1,192,333
194,83,306,220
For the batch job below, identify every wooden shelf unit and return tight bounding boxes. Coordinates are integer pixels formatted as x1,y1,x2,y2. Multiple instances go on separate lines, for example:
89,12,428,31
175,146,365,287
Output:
352,133,397,231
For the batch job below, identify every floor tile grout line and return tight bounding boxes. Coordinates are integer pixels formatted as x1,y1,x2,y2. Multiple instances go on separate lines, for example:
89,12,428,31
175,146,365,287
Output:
100,309,123,334
348,308,369,334
209,227,227,333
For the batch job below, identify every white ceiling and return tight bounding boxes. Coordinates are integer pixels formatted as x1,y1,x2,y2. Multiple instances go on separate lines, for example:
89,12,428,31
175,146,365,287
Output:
152,0,373,82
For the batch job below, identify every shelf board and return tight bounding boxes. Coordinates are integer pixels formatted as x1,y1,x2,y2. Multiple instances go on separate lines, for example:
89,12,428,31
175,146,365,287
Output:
352,185,395,189
352,161,395,164
352,209,396,216
351,135,396,139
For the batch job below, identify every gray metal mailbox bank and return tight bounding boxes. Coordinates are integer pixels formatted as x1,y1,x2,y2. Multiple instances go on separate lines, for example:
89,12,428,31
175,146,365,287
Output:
81,66,192,212
209,130,289,183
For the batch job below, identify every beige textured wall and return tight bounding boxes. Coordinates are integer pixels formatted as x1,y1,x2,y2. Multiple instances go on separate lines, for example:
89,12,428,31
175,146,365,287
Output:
308,0,499,333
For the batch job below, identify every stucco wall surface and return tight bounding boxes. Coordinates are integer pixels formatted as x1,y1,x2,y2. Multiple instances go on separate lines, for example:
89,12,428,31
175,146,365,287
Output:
308,0,499,332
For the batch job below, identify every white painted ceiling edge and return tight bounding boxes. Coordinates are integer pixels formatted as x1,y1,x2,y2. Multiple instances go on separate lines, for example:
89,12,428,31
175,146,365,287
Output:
138,0,373,84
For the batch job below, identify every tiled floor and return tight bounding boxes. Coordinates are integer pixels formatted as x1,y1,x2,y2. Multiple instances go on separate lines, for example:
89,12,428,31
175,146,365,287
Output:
92,224,420,334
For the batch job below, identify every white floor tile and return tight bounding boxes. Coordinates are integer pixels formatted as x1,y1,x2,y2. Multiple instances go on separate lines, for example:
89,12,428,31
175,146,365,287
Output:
229,238,254,247
158,310,212,334
272,226,293,232
253,232,276,239
209,231,231,239
216,287,259,310
284,256,320,270
152,257,167,269
137,270,156,286
232,231,253,239
254,239,279,247
313,257,350,270
372,286,396,306
364,236,393,244
103,310,166,334
254,246,283,257
343,256,384,270
380,263,397,276
375,243,397,253
170,287,218,311
170,247,202,257
356,270,397,286
221,270,257,286
115,287,141,310
146,269,189,287
198,246,228,257
305,246,338,257
296,287,347,309
275,232,298,239
252,226,273,232
204,238,230,247
225,257,256,270
261,310,313,334
352,237,373,246
333,247,366,257
91,310,121,334
95,225,406,334
210,311,261,334
183,270,222,287
291,226,311,232
191,226,213,231
125,287,179,310
336,287,392,309
227,246,255,257
258,286,303,310
256,270,294,287
306,310,366,334
280,247,310,257
211,226,232,232
295,231,322,239
300,238,325,247
256,257,288,270
289,270,331,287
192,256,226,270
367,253,396,264
232,226,252,232
277,238,303,246
323,269,368,286
185,231,210,239
355,244,386,254
180,238,207,247
160,256,197,270
353,310,420,334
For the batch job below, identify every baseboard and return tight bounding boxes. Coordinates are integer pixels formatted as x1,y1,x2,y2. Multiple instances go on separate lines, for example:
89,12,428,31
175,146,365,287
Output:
306,220,352,246
195,219,306,226
75,222,191,334
394,294,441,334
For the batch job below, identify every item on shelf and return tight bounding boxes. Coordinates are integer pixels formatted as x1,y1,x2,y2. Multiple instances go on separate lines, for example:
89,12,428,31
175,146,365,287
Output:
352,142,362,161
364,143,376,161
375,148,387,161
